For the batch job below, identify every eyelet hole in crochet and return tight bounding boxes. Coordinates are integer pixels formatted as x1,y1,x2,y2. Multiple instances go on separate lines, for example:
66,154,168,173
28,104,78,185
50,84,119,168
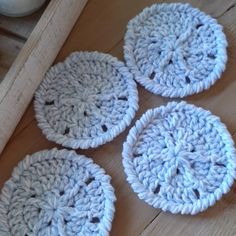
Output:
63,127,70,135
59,190,65,196
30,194,36,198
118,96,128,101
149,71,156,80
168,59,173,65
84,111,88,117
216,162,226,167
85,177,95,185
45,100,54,106
91,217,100,223
47,220,52,226
176,168,180,175
208,54,216,59
154,185,161,194
190,148,195,152
196,23,203,29
133,153,142,158
102,124,108,132
193,189,200,199
185,76,191,84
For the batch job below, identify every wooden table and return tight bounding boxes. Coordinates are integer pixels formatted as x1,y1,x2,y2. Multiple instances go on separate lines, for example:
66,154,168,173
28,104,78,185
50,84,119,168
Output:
1,0,236,235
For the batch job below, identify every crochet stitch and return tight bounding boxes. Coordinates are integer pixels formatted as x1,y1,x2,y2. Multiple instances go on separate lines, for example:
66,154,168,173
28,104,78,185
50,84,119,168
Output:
124,3,227,97
34,51,138,149
122,101,236,214
0,148,116,236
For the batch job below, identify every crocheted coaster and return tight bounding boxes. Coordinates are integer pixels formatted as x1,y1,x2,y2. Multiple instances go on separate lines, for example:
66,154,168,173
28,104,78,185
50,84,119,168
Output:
123,102,236,214
34,51,138,149
0,149,116,235
124,3,227,98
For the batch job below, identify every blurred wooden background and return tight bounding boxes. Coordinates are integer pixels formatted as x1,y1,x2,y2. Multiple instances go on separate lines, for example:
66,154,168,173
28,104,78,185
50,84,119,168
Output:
0,7,44,81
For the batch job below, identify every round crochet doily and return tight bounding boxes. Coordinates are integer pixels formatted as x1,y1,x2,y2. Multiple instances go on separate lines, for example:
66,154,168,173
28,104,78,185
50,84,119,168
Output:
124,3,227,98
122,101,236,214
0,149,116,236
34,51,138,149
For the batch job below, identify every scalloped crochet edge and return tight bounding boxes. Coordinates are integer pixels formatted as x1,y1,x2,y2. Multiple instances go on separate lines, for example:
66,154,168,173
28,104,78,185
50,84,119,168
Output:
124,3,228,98
34,51,139,149
122,101,236,214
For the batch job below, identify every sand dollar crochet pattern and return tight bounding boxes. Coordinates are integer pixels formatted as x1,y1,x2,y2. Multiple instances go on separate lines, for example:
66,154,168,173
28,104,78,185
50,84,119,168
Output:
0,149,116,236
34,51,138,149
124,3,227,97
122,102,236,214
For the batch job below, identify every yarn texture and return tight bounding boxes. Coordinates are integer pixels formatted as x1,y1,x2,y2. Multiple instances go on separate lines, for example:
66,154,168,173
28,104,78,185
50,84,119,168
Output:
124,3,227,97
34,51,138,149
122,101,236,214
0,148,116,236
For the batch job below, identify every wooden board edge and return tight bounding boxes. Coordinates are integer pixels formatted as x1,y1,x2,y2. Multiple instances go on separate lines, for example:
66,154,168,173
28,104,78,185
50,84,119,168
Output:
0,0,88,154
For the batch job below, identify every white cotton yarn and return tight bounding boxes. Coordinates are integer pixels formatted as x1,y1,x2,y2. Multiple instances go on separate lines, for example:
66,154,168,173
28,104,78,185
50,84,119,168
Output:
34,51,138,149
0,148,116,236
124,3,227,97
122,101,236,214
13,2,234,222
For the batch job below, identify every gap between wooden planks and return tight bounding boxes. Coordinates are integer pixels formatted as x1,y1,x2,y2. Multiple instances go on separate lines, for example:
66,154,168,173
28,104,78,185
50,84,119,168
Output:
0,0,88,154
1,0,236,236
0,4,46,81
0,4,46,40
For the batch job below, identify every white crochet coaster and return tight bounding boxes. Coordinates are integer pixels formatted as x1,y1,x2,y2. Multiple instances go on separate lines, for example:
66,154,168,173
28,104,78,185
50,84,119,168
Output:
124,3,227,98
122,101,236,214
0,148,116,236
34,51,138,149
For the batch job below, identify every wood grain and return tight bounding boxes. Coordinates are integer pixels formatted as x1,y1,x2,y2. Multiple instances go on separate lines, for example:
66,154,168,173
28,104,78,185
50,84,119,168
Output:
0,0,88,154
1,0,236,235
0,2,47,40
0,1,47,81
0,34,24,81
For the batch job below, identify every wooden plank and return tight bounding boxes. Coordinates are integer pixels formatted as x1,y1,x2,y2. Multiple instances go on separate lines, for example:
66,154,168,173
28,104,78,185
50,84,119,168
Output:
0,3,47,40
140,3,236,236
0,34,24,80
0,66,8,81
0,0,88,154
1,0,236,236
57,0,236,60
0,5,44,82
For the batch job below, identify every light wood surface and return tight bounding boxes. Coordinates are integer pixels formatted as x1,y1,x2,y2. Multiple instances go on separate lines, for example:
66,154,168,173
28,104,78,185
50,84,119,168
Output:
0,0,88,154
1,0,236,235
